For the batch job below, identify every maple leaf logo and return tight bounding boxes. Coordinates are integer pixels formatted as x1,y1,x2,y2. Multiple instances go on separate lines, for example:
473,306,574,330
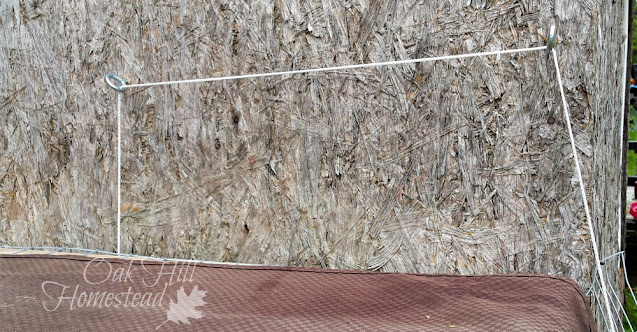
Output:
156,285,207,330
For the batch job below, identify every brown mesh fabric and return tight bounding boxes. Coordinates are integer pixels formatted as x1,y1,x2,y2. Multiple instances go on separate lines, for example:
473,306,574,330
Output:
0,254,595,331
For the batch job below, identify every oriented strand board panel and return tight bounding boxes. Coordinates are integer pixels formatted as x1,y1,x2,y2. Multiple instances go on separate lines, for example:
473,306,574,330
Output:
0,1,627,323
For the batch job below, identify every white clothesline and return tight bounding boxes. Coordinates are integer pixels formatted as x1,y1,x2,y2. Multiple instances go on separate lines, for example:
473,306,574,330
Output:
106,43,617,331
106,46,547,90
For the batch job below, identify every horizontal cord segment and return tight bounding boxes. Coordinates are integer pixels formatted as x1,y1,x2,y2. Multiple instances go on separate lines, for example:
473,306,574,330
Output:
122,45,547,90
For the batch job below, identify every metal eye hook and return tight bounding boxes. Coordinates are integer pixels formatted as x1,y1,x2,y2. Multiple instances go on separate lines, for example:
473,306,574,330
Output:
104,73,127,92
547,21,556,53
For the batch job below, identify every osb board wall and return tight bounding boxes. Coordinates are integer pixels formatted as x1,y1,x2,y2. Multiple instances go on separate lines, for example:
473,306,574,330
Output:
0,0,625,293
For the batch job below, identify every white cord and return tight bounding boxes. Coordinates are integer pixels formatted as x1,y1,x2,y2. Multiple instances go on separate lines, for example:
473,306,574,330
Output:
107,43,617,329
117,92,122,255
112,45,546,256
552,48,616,332
121,46,547,90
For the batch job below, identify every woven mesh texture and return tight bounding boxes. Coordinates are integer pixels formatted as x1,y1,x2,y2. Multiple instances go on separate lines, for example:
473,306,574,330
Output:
0,254,595,331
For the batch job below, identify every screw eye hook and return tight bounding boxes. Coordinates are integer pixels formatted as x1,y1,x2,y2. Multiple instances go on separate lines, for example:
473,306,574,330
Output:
105,73,127,92
547,21,556,53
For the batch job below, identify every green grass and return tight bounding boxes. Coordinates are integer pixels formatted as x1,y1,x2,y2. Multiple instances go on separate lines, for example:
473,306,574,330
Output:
629,150,637,176
625,289,637,331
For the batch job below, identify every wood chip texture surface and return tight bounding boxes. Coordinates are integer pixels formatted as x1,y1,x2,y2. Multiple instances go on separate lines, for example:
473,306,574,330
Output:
0,1,627,330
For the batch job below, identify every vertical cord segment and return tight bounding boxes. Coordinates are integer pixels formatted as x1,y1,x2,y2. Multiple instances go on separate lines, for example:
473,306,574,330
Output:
552,48,616,331
117,92,122,255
